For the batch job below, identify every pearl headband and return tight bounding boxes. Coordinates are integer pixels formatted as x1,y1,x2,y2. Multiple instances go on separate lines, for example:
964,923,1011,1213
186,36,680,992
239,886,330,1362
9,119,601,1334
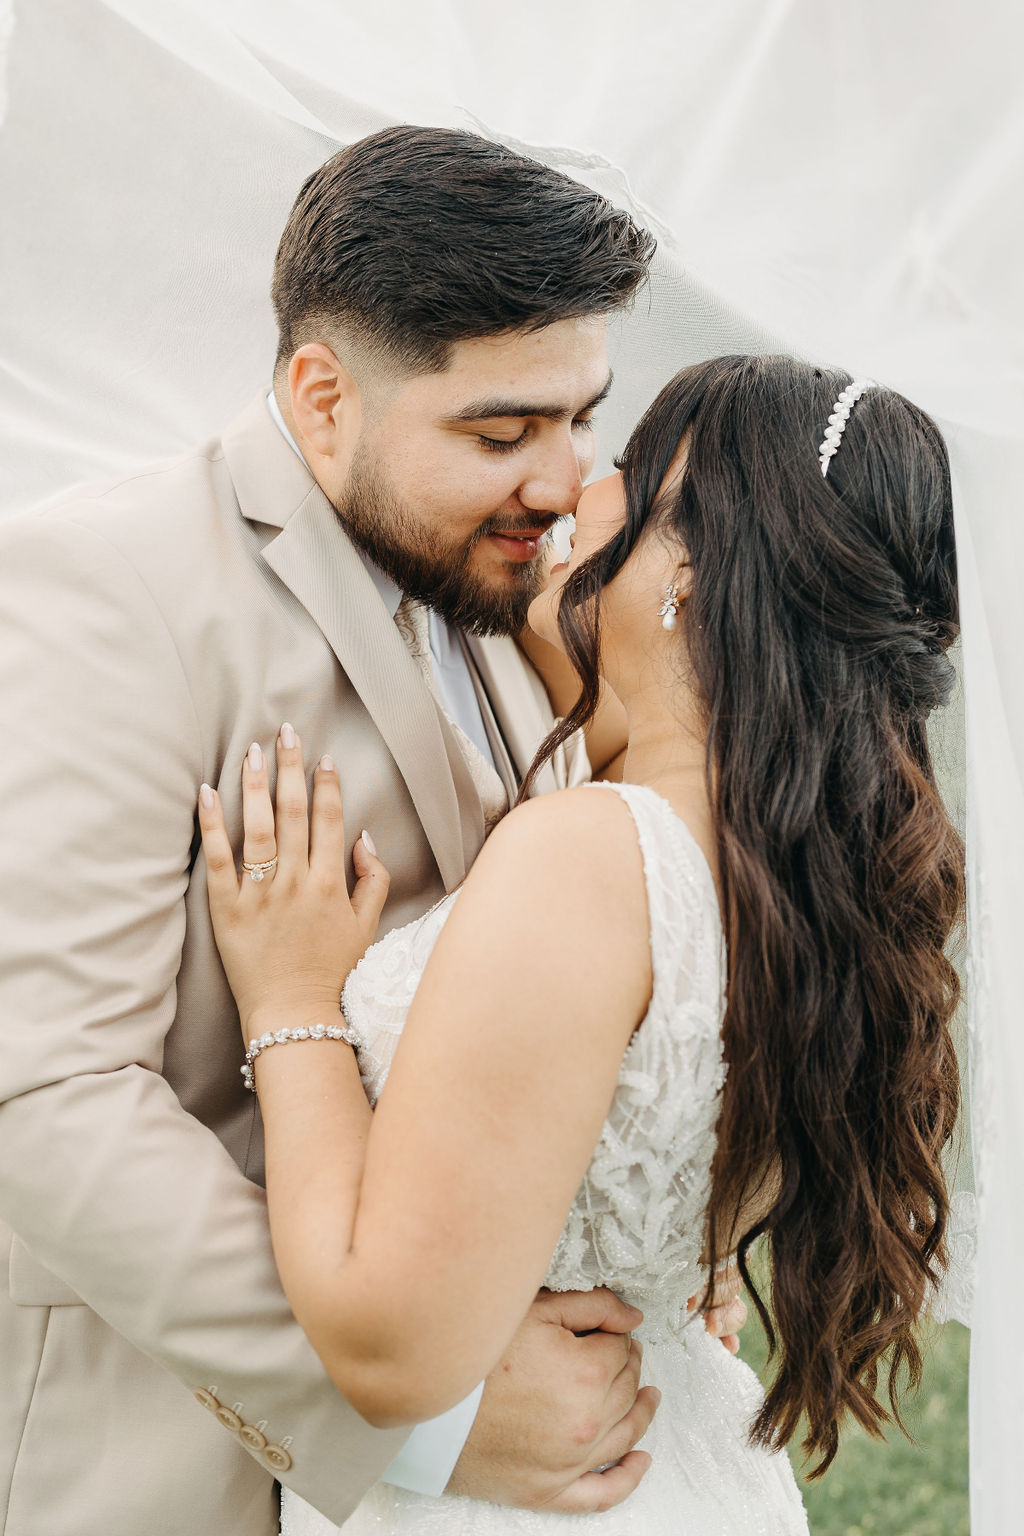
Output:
818,378,875,476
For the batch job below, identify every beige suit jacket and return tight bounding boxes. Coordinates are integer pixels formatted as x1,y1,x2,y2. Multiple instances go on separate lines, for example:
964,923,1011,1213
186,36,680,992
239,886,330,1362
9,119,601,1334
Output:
0,396,585,1536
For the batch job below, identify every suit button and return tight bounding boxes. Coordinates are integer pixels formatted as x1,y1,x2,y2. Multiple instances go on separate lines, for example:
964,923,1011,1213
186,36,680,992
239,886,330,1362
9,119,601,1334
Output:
238,1424,268,1452
262,1443,293,1473
194,1389,220,1413
216,1406,244,1433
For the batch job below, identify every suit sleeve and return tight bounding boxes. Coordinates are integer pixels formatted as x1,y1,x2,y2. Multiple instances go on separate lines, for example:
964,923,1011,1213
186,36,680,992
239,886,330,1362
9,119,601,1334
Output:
0,515,411,1523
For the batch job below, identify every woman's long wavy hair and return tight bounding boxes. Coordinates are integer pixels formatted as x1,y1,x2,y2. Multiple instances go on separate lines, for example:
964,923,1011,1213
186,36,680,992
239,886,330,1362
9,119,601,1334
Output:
522,355,964,1474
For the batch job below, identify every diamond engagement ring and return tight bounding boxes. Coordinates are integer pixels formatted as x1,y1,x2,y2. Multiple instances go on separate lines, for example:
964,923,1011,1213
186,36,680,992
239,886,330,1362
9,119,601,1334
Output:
241,856,278,884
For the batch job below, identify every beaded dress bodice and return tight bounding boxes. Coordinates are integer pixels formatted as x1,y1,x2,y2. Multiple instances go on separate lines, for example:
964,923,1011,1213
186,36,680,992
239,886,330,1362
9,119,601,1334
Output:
341,782,726,1327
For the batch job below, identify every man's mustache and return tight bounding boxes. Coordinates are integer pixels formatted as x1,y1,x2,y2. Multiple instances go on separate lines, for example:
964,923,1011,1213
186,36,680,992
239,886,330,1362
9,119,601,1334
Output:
474,512,570,542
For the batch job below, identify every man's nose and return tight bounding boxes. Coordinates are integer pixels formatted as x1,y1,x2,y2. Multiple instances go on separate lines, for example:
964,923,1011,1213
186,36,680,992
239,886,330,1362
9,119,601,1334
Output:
517,430,585,518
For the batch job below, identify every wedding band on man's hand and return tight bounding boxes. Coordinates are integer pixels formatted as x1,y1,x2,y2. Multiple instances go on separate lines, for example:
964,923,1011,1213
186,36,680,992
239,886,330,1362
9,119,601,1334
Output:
242,857,278,884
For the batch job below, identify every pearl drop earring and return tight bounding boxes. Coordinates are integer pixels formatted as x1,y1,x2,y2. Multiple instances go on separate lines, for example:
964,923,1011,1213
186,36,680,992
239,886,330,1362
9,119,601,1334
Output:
658,582,681,631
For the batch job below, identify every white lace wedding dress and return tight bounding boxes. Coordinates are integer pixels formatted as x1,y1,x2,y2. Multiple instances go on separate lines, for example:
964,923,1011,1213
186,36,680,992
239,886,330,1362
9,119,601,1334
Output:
282,782,809,1535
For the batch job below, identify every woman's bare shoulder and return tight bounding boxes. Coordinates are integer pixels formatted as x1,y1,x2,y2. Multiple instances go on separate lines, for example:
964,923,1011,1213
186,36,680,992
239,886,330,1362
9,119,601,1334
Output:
465,786,648,948
486,784,641,869
444,785,653,1040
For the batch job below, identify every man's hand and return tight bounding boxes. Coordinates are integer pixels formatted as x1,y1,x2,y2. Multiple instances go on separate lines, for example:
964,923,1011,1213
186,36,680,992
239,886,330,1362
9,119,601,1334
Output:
687,1259,747,1356
447,1289,659,1514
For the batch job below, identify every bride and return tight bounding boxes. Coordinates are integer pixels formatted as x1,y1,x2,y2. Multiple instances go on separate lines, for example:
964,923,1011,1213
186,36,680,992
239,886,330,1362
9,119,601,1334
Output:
197,353,964,1534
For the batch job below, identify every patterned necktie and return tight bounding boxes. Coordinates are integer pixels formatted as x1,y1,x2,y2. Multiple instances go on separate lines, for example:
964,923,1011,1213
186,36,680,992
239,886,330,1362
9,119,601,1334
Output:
394,595,508,833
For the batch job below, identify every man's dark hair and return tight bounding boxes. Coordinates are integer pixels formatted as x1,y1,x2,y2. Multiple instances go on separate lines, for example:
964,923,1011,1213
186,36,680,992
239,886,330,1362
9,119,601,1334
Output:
271,125,656,373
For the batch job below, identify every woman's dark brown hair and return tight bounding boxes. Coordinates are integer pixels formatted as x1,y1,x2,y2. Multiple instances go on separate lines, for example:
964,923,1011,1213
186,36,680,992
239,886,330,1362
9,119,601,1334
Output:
524,354,964,1473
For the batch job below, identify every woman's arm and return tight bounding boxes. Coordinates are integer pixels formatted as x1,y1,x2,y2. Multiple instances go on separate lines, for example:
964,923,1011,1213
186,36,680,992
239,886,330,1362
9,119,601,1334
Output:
516,620,628,781
200,732,651,1428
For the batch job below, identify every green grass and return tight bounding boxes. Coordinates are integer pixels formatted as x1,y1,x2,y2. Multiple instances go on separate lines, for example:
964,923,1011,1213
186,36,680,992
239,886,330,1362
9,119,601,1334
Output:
740,1307,970,1534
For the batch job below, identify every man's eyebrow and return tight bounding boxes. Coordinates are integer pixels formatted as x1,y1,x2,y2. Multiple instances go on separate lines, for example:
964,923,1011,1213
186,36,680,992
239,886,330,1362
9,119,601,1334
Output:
443,372,614,424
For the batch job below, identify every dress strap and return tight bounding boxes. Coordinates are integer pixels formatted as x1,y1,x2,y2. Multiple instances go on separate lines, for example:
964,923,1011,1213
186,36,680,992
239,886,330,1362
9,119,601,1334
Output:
581,780,723,1021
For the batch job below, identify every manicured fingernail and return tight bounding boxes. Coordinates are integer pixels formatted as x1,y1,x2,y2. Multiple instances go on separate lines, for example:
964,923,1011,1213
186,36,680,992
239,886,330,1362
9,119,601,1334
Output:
247,742,262,771
319,754,335,773
199,783,215,809
280,722,295,750
361,829,377,857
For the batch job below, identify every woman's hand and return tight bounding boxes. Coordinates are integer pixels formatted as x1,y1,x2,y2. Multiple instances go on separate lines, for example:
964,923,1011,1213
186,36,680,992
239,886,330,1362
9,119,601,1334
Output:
197,724,390,1041
687,1258,747,1356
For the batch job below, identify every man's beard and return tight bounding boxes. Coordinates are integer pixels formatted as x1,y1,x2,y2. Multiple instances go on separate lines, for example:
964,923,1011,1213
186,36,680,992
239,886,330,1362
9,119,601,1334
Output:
334,449,558,638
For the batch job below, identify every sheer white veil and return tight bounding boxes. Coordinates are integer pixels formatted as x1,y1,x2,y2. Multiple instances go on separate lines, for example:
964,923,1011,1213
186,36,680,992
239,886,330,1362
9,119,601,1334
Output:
2,3,1019,1523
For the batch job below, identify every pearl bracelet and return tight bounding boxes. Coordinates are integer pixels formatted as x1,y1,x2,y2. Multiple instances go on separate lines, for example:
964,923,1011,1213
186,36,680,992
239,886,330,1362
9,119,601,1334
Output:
241,1021,360,1093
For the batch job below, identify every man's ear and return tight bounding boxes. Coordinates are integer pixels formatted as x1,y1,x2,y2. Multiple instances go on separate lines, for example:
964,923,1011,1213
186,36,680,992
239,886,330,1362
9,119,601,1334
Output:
287,343,362,459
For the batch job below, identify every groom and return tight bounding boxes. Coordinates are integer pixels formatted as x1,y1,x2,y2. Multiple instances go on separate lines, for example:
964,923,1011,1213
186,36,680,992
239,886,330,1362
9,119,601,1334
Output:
0,127,736,1536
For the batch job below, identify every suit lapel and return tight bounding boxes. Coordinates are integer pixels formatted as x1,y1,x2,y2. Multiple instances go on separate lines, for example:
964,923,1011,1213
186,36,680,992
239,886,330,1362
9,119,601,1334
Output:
465,634,561,798
222,396,474,890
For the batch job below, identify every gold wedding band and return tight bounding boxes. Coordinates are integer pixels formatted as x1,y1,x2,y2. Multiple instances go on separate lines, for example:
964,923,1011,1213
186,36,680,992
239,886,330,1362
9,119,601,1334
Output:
241,856,278,884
